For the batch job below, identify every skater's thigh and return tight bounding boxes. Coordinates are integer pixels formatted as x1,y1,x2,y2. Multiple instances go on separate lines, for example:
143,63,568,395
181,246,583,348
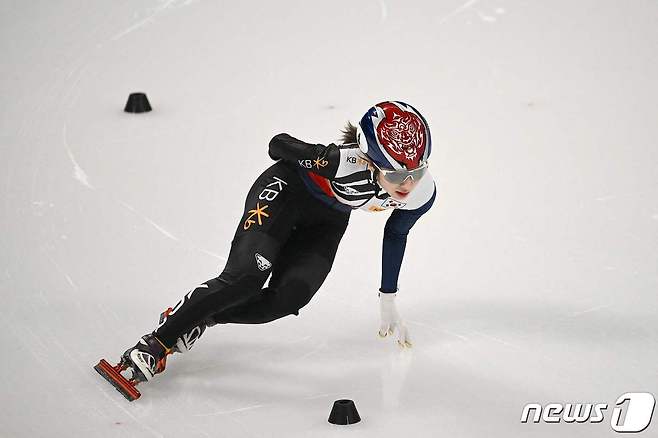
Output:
222,163,303,275
268,218,349,303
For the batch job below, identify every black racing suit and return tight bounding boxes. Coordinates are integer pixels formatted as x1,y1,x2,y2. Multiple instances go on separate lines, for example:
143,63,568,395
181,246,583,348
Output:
154,133,434,351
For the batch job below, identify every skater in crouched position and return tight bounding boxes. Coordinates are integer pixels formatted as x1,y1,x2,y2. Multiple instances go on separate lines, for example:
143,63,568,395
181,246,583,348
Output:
96,101,436,398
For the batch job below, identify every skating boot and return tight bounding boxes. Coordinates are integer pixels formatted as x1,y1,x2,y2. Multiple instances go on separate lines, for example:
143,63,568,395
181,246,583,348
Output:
95,302,208,401
94,333,172,401
122,333,172,381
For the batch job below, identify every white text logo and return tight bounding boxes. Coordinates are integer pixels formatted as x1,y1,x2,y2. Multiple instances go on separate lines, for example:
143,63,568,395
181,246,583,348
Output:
521,392,655,433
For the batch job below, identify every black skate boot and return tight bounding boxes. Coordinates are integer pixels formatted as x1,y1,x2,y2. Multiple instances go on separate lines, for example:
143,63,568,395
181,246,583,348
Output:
94,333,172,401
122,333,172,382
95,303,208,401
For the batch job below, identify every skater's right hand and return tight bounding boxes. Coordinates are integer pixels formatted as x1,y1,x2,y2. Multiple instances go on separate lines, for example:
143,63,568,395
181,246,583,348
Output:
378,292,412,348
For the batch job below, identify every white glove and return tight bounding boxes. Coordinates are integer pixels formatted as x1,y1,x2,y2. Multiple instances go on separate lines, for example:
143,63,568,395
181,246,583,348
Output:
378,292,412,348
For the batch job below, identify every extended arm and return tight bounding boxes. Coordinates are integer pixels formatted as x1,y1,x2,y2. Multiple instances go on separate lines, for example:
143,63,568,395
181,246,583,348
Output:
377,187,436,348
380,186,436,293
268,133,341,179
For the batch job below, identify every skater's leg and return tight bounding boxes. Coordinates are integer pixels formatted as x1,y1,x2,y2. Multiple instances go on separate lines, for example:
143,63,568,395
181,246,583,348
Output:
101,163,302,389
154,230,282,348
152,162,303,349
212,212,350,324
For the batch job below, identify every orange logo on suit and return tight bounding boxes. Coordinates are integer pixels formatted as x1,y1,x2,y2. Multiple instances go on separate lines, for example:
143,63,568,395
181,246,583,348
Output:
243,176,287,230
243,203,270,230
313,157,328,169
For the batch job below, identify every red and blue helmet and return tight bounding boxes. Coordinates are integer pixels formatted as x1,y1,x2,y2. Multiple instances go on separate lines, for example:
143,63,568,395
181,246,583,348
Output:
356,101,431,171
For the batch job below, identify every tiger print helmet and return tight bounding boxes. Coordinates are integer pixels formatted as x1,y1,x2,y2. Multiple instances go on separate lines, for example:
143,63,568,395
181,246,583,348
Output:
356,101,431,170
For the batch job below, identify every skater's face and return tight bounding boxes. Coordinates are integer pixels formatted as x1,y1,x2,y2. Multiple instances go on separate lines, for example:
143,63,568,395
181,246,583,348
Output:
376,171,419,201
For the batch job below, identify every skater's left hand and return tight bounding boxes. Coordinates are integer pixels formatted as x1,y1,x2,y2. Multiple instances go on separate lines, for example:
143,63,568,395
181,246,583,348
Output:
378,292,412,348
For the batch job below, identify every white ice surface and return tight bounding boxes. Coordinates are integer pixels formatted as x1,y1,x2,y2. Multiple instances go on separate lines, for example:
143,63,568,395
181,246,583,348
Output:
1,1,657,437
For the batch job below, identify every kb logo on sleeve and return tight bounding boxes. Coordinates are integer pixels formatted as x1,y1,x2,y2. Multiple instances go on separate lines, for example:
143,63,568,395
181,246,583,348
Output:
521,392,655,433
298,157,328,170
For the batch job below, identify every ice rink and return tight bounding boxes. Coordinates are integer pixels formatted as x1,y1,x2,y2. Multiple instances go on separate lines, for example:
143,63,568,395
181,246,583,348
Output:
1,1,657,437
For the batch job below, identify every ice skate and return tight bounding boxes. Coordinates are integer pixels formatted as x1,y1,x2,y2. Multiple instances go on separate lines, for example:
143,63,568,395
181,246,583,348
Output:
94,333,171,401
122,333,171,381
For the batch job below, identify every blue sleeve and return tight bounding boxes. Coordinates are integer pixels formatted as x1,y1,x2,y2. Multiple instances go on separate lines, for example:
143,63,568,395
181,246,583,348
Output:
380,187,436,293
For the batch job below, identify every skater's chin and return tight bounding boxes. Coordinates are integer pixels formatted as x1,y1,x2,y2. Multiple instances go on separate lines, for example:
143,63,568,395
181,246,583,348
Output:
393,190,409,200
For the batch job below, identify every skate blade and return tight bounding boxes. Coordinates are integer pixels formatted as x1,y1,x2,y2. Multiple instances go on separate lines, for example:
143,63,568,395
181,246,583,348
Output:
94,359,141,401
